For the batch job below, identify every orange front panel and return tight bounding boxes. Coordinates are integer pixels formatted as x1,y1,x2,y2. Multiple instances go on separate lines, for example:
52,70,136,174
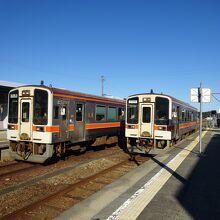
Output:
154,125,160,130
85,122,120,129
69,124,75,131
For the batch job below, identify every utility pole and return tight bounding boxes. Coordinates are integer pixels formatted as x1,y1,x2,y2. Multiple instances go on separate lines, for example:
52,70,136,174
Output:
198,82,203,155
190,83,211,156
101,75,105,96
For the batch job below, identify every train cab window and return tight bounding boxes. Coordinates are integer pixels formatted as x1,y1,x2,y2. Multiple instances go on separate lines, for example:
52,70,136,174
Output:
76,104,83,121
155,97,169,125
53,106,59,119
96,105,106,121
34,89,48,125
107,107,117,121
127,98,139,124
8,90,18,123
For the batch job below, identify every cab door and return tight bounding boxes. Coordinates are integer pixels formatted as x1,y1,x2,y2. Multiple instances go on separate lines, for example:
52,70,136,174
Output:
140,104,153,137
60,103,69,140
176,106,180,139
20,99,32,140
73,102,85,142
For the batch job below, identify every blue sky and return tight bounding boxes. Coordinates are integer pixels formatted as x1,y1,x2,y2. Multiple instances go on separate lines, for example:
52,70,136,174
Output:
0,0,219,111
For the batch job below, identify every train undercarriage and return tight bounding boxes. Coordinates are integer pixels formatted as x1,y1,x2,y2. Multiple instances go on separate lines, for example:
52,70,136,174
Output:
9,135,121,163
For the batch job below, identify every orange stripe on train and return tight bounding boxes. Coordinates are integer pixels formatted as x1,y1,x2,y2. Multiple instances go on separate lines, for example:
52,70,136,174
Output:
179,122,197,128
45,126,60,132
33,122,120,132
85,122,120,129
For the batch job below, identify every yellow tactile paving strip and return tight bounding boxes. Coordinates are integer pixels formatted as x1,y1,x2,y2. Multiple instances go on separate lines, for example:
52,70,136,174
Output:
107,131,207,220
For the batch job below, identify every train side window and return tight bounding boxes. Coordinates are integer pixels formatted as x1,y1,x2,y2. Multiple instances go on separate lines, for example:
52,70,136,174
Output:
177,106,180,121
118,108,125,120
76,104,83,121
108,107,117,121
191,112,194,121
186,110,188,121
182,109,185,122
96,105,106,121
53,106,59,119
172,106,177,118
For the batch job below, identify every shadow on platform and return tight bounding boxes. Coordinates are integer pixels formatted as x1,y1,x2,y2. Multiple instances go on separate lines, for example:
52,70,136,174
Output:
151,157,187,185
176,133,220,220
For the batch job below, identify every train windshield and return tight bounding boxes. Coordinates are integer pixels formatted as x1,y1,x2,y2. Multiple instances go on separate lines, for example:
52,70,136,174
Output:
33,89,48,125
8,90,19,123
127,97,139,124
155,97,169,125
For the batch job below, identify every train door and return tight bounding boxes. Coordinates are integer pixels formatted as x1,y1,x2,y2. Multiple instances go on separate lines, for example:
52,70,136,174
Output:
74,102,85,142
60,102,69,140
20,99,32,139
176,106,180,138
140,104,153,137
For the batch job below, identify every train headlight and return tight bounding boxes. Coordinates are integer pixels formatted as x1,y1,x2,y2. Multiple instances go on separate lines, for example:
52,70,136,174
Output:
36,126,45,132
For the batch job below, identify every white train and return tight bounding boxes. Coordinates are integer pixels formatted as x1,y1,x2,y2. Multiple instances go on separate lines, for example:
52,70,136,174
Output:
125,92,198,154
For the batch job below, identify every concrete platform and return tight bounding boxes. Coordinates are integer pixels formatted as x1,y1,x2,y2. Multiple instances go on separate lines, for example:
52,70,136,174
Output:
0,130,6,141
56,129,220,220
0,134,10,161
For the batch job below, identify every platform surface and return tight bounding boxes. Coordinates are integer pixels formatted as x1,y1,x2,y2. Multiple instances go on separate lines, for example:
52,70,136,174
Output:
56,130,220,220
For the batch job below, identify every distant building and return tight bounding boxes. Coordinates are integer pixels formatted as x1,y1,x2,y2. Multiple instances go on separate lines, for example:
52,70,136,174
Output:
0,80,24,130
202,110,217,119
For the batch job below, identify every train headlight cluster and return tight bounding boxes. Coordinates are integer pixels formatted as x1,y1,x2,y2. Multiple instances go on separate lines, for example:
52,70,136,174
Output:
158,126,166,131
22,90,30,96
8,124,16,130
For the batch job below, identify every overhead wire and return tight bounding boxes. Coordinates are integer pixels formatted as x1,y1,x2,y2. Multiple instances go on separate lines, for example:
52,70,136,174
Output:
212,94,220,103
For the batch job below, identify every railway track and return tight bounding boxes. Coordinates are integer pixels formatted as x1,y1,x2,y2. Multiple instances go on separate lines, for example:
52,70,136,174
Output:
0,147,124,195
1,155,149,219
0,162,39,179
0,161,18,168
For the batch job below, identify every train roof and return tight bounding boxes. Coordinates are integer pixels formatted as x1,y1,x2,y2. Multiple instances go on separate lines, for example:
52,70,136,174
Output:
127,92,197,111
12,85,126,105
